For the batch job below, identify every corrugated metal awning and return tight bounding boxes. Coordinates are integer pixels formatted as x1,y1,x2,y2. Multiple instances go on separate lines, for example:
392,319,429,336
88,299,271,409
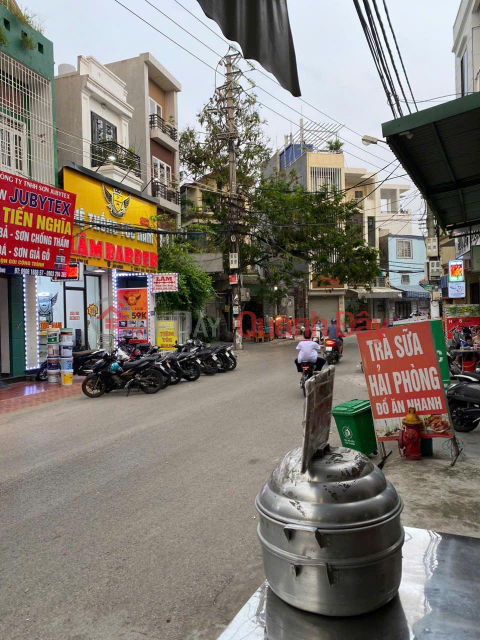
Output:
392,285,430,298
382,93,480,232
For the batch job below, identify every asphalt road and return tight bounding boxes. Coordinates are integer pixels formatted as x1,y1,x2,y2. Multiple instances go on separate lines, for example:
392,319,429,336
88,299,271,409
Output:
0,338,367,640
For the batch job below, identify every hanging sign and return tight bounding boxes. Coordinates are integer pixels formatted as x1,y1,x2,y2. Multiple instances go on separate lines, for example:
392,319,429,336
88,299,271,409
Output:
0,170,76,276
229,274,238,285
448,281,466,298
448,259,464,282
229,252,239,269
151,273,179,293
357,321,453,441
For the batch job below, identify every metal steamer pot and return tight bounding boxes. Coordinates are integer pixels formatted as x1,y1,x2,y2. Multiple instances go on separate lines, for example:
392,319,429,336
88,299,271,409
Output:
255,446,404,617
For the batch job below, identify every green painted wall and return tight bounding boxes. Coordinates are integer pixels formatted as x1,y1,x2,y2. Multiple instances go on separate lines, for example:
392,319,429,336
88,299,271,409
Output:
8,275,25,377
0,5,54,80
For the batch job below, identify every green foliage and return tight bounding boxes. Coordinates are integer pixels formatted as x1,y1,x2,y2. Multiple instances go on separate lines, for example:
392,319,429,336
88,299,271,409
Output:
5,2,44,33
20,32,35,50
0,26,9,47
179,90,271,191
155,241,216,314
180,93,378,293
326,138,344,152
193,315,218,341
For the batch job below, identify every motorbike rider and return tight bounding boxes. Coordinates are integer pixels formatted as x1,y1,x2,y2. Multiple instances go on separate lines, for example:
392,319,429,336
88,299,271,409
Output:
327,318,344,355
295,336,326,374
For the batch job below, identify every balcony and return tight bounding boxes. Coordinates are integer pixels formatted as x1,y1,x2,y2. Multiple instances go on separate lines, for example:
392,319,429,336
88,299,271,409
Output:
149,114,179,152
91,140,142,190
152,179,181,214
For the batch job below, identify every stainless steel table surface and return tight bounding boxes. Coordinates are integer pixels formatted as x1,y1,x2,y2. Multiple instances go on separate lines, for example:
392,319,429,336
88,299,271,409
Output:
216,527,480,639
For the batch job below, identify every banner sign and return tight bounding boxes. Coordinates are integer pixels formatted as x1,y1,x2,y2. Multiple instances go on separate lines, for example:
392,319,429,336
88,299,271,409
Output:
156,320,177,349
358,321,453,441
448,259,464,282
151,273,178,293
0,170,76,276
63,167,158,273
117,288,148,340
448,281,466,298
444,303,480,339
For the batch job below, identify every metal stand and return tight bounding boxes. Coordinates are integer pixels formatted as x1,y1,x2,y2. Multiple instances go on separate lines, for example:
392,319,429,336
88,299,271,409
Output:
450,436,461,467
377,442,392,469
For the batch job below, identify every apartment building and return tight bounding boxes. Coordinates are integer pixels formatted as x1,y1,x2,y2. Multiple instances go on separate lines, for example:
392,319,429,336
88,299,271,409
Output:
266,143,412,323
107,53,182,228
453,0,480,96
0,0,56,379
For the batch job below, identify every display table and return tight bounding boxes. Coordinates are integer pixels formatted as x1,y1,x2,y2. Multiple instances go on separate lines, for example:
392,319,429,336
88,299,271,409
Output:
216,526,480,639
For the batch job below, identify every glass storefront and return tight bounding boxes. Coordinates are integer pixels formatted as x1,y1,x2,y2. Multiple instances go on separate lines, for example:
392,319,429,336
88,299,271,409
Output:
36,268,104,359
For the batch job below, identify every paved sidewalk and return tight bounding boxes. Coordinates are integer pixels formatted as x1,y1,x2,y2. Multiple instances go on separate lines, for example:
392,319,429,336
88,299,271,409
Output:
0,379,82,413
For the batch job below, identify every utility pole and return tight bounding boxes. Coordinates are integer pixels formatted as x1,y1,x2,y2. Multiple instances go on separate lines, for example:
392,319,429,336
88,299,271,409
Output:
216,52,243,349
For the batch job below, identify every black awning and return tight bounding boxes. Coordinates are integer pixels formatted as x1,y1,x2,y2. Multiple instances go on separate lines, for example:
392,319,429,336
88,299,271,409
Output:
382,93,480,232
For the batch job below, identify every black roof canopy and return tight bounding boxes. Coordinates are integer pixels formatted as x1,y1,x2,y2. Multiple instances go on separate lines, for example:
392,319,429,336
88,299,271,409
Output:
382,92,480,231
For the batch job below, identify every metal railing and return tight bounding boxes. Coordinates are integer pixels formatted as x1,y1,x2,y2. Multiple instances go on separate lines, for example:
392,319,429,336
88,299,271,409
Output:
149,114,178,142
91,140,141,177
152,179,181,205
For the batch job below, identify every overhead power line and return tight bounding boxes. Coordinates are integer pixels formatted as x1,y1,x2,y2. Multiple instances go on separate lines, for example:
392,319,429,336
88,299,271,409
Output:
115,0,407,179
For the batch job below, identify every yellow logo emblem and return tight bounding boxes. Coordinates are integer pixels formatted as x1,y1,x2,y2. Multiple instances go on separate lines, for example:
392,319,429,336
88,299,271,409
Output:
102,185,131,219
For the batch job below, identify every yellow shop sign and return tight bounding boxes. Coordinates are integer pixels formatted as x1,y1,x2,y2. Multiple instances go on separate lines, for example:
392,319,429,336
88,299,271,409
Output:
63,167,158,272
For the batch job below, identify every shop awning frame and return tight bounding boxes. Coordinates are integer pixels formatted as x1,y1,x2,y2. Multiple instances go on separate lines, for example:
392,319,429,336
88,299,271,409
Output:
382,92,480,232
347,288,402,299
392,284,430,298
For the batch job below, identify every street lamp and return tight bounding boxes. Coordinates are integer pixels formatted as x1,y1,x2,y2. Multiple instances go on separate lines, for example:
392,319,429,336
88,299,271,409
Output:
362,135,389,146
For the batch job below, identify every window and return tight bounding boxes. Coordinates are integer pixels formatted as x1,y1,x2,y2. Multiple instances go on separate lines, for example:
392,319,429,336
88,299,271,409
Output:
152,156,171,186
310,166,341,192
396,239,412,259
355,190,363,199
91,112,117,144
367,216,376,247
401,274,410,284
149,98,162,119
0,114,27,175
460,48,468,96
4,18,10,30
37,42,43,54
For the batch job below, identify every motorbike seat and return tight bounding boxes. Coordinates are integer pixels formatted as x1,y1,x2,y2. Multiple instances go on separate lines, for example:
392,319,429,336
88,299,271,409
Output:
121,360,145,370
73,350,97,357
195,349,212,356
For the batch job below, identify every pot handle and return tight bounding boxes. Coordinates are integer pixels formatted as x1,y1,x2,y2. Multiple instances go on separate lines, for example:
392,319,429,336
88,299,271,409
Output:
283,523,317,540
283,524,331,548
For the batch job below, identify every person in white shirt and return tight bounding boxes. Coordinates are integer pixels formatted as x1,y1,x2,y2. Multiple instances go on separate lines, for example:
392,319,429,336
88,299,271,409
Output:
295,337,326,373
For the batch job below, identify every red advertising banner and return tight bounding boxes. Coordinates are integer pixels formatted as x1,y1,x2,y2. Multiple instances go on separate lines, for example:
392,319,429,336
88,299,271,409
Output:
0,171,76,276
445,316,480,340
151,273,179,293
357,323,451,441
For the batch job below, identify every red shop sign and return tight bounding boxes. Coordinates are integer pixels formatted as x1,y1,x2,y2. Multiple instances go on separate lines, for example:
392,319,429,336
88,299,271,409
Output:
0,171,76,275
357,322,447,420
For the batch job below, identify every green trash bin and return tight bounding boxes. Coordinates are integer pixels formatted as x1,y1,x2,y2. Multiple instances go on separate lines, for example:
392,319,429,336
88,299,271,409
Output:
332,399,378,456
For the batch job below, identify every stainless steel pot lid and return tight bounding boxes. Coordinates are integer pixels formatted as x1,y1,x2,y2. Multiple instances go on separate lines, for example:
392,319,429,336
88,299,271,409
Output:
256,446,402,529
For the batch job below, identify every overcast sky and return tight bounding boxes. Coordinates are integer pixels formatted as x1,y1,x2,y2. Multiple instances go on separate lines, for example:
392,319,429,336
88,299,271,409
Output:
30,0,460,224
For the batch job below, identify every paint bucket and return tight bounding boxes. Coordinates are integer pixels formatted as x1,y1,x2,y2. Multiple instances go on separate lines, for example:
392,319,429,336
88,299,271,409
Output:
60,343,73,357
47,343,59,357
60,357,73,371
47,357,60,371
60,328,74,343
60,371,73,386
47,329,60,344
47,369,60,384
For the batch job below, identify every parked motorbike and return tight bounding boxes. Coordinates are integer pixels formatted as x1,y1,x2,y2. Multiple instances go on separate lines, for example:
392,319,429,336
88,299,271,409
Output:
188,339,237,373
81,350,165,398
448,380,480,432
36,348,106,381
164,351,201,382
176,341,219,376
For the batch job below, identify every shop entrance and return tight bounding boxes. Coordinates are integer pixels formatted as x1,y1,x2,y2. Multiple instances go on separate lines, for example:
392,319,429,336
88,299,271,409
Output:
395,300,411,320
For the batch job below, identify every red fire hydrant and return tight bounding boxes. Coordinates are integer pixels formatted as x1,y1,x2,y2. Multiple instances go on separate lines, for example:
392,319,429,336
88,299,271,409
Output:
398,407,422,461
